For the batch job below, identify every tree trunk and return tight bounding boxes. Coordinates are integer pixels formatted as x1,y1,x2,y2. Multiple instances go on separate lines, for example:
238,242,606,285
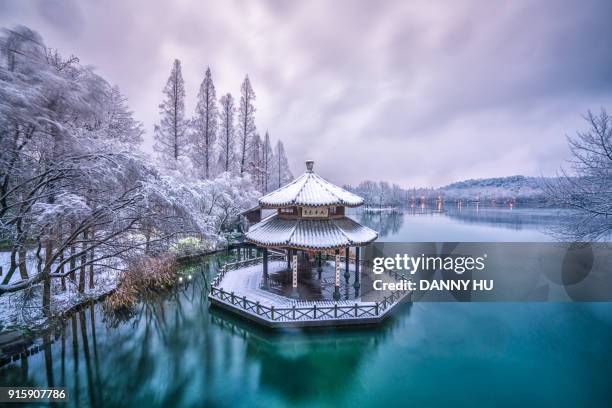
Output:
58,224,65,290
42,273,51,316
69,224,76,281
42,228,54,317
79,229,88,293
1,246,18,285
18,244,28,279
88,228,95,289
36,237,43,274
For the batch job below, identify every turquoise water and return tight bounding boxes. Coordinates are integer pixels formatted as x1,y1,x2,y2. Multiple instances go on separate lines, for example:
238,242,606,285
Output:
1,207,611,407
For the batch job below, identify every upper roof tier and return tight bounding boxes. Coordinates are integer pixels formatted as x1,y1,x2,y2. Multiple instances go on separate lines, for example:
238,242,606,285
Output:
259,160,364,208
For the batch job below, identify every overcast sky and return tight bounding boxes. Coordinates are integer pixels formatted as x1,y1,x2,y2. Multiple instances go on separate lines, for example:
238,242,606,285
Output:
2,0,612,187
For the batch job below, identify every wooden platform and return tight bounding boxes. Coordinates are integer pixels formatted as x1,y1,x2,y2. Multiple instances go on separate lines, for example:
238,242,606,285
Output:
208,256,412,328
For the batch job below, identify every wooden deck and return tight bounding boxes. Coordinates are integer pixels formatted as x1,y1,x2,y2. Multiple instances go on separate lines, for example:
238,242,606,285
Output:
208,256,412,328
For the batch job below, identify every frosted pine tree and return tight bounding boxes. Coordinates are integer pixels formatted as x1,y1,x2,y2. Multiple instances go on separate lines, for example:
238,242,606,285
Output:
154,59,189,166
191,67,217,179
248,133,264,191
217,93,236,173
273,140,293,188
103,85,144,145
262,131,273,192
238,75,256,175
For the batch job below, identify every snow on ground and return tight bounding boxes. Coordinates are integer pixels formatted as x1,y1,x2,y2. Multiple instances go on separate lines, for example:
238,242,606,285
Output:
0,264,119,331
217,260,383,307
219,261,291,306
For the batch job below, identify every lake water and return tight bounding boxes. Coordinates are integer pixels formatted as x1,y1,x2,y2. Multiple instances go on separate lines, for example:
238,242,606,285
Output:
1,206,611,407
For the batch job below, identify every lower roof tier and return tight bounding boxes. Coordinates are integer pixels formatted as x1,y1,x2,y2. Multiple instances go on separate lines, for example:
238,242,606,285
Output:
245,215,378,250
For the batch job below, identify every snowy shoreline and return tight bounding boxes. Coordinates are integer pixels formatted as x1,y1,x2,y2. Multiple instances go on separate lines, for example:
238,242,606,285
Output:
0,267,119,335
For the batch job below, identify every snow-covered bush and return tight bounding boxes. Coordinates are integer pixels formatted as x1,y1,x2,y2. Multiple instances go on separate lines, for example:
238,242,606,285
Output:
171,237,215,256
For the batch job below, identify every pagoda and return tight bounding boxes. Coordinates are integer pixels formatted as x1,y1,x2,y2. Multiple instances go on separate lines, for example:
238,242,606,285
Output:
245,160,378,300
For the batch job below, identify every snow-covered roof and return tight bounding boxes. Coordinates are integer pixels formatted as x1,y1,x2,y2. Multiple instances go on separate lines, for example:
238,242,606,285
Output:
259,160,364,208
245,214,378,249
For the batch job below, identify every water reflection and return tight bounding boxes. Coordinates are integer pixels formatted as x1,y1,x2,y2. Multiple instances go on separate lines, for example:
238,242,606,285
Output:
0,252,405,407
209,303,411,403
443,206,566,230
352,205,567,241
2,218,612,407
358,211,404,238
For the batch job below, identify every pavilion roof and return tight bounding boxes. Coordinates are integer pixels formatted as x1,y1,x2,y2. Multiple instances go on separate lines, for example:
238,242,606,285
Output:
245,214,378,250
259,160,364,208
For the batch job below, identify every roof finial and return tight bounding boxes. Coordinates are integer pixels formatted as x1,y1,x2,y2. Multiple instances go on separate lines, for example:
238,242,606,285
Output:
306,160,314,172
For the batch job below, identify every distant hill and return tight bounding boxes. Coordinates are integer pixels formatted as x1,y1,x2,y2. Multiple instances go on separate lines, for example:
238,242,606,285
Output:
440,175,548,202
346,175,554,206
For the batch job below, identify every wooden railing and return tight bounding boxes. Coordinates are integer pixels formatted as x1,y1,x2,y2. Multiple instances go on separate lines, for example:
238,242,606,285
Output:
211,254,285,287
210,285,407,322
209,255,411,323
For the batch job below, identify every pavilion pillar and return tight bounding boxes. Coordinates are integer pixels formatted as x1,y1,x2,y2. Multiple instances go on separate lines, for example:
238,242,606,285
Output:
333,249,341,301
287,249,291,270
291,250,299,298
317,252,322,279
353,247,360,289
344,247,350,280
262,248,269,289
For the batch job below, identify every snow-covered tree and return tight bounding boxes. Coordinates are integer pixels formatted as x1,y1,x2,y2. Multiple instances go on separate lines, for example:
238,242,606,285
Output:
262,131,273,192
0,28,255,318
217,93,236,174
154,59,189,166
248,133,264,191
0,26,163,305
544,109,612,240
0,27,275,324
272,140,293,188
102,86,145,145
237,75,256,175
191,67,217,179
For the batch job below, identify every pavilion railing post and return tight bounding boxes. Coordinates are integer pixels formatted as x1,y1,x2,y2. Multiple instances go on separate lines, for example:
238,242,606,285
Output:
333,249,341,301
354,247,361,289
344,247,350,281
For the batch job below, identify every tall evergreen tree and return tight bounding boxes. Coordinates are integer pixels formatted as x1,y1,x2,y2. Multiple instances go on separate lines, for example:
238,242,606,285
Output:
273,140,293,188
217,93,236,174
262,131,273,192
248,133,264,190
191,67,217,178
154,59,189,165
238,75,256,175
